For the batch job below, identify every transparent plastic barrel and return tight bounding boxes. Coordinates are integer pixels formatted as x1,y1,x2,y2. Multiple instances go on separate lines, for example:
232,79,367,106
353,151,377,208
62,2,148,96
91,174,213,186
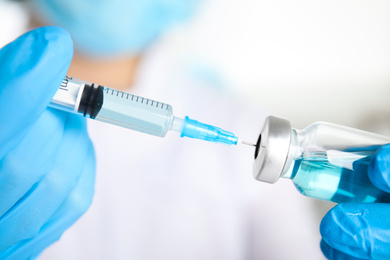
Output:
95,87,174,137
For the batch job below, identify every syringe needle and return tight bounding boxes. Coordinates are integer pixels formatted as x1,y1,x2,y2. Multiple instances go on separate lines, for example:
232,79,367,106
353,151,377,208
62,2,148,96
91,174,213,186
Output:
241,140,256,147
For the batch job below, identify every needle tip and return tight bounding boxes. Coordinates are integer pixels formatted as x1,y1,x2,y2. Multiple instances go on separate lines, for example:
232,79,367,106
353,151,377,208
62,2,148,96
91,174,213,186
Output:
240,140,256,147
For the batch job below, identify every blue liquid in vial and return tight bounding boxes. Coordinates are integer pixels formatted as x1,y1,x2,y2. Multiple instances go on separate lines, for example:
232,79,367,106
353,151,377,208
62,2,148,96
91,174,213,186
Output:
290,151,390,203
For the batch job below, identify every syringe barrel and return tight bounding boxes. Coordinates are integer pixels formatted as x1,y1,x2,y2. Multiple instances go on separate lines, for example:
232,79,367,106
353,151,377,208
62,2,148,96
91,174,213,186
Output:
96,87,174,137
50,76,240,143
50,76,175,137
49,76,93,114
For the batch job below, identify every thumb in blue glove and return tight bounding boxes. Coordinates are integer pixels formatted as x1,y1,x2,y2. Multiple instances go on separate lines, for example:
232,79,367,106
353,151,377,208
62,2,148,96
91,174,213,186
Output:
320,144,390,260
0,27,96,259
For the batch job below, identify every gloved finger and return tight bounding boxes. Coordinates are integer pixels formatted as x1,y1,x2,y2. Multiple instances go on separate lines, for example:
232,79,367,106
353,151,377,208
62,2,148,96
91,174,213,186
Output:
320,240,367,260
320,203,390,259
368,144,390,194
0,108,66,216
0,114,92,250
0,26,73,158
0,143,95,260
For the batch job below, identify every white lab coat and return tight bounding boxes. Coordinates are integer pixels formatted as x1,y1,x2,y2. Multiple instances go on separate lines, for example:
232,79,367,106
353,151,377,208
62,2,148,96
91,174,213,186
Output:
1,3,325,259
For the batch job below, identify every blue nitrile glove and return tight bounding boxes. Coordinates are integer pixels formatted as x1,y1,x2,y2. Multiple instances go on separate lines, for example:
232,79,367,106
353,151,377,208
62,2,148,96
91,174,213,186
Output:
320,144,390,260
0,27,95,259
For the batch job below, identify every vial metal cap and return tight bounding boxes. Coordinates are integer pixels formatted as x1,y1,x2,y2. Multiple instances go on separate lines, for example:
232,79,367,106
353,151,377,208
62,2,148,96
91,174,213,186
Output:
253,116,292,183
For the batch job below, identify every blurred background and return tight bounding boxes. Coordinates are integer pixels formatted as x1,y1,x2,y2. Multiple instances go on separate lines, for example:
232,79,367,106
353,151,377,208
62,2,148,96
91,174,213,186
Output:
177,0,390,133
1,0,389,248
2,0,389,133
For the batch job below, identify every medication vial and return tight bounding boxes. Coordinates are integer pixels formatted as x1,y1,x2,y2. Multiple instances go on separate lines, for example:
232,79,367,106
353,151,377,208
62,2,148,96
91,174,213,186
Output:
253,116,390,203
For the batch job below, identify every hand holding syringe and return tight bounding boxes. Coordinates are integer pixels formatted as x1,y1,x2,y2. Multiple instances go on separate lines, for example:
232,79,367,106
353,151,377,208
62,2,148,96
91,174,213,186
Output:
50,76,255,146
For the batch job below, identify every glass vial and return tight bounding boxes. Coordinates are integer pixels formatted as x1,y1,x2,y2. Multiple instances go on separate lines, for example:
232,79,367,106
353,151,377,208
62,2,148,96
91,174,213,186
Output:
253,116,390,203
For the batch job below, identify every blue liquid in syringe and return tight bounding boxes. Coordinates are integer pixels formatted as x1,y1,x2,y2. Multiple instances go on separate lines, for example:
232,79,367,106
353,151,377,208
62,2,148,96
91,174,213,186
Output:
289,151,390,203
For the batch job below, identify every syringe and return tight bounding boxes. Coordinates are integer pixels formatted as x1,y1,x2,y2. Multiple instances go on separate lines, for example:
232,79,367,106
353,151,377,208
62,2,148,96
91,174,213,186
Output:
49,76,254,146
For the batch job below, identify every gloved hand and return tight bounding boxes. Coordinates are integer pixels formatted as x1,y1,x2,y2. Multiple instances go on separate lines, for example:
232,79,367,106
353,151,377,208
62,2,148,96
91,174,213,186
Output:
0,27,95,259
320,144,390,259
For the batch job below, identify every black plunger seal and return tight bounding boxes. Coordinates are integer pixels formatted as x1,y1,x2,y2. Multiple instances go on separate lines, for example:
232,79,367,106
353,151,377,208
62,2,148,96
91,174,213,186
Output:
78,83,104,119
